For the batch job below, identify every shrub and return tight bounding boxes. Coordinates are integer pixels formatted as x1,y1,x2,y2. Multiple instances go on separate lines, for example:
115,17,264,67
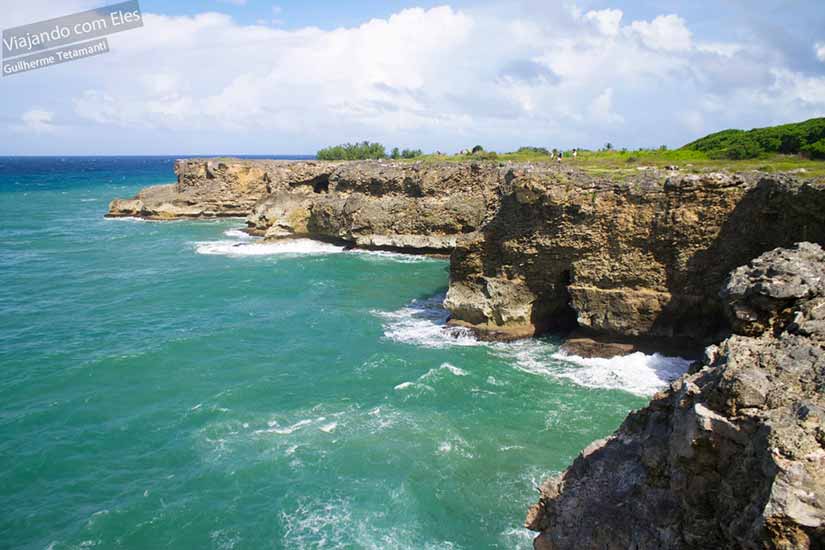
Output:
725,138,763,160
317,141,387,160
802,138,825,159
515,146,550,155
682,118,825,158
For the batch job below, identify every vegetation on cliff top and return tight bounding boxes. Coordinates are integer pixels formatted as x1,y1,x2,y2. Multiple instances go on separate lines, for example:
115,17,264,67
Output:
317,141,423,160
314,119,825,178
683,118,825,160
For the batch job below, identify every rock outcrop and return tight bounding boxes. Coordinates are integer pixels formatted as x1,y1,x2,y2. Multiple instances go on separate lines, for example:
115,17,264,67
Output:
245,161,500,252
108,159,501,253
109,160,825,345
526,242,825,550
107,159,277,219
445,171,825,344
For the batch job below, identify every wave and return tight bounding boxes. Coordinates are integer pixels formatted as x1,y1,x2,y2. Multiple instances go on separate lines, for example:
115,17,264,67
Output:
351,249,439,263
223,228,253,240
319,422,338,433
550,351,692,397
373,294,480,349
419,362,468,381
253,418,314,435
376,293,691,396
195,238,345,257
105,216,146,222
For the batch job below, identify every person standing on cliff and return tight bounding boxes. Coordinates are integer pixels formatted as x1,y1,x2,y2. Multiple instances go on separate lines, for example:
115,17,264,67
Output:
557,151,562,163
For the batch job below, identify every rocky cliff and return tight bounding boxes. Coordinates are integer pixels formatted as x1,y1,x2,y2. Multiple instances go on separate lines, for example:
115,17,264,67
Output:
526,242,825,549
445,171,825,345
108,158,501,253
108,160,825,345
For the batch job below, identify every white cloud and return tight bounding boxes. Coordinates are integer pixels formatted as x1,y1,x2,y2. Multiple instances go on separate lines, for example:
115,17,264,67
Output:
2,0,98,27
217,0,247,5
816,41,825,62
18,109,56,133
629,14,692,52
2,2,824,154
590,88,624,125
584,9,622,37
696,41,743,58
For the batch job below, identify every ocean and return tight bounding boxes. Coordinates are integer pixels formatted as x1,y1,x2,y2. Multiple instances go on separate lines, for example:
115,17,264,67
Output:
0,157,691,549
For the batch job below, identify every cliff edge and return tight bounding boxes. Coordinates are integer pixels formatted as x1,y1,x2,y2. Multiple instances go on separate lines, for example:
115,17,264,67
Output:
108,160,825,350
526,242,825,549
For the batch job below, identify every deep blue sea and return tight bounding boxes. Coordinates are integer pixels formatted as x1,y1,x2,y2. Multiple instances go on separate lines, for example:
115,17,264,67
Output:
0,156,690,549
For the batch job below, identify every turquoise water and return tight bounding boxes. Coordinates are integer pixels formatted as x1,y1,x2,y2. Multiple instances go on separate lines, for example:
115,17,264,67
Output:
0,158,684,549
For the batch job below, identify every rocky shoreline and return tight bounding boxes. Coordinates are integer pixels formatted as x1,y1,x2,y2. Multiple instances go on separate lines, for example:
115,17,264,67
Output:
526,242,825,549
108,158,824,548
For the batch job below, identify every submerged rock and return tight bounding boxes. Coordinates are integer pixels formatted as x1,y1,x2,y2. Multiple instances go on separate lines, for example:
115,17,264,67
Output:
526,242,825,550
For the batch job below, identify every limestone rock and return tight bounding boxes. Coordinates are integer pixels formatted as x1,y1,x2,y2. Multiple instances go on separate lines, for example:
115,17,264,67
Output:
446,171,825,346
526,244,825,550
721,242,825,336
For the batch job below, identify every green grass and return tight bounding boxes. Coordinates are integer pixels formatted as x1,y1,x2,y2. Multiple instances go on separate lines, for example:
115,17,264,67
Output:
400,149,825,180
314,118,825,180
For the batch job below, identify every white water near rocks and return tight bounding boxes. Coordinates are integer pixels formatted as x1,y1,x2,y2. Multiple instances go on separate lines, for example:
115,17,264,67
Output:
375,293,692,397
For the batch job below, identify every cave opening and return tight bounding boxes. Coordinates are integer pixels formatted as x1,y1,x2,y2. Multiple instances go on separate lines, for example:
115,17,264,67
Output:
311,175,330,194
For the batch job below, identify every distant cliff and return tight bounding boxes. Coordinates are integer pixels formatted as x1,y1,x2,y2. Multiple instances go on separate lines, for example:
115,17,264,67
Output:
108,158,501,253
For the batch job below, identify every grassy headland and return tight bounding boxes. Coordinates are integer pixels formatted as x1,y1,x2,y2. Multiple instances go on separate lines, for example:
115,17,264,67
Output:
315,119,825,179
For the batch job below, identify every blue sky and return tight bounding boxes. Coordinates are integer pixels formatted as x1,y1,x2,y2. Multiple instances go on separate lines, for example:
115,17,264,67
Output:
2,0,824,155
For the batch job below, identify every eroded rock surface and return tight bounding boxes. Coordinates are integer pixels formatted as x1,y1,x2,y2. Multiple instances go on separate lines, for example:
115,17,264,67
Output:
446,171,825,344
526,242,825,550
109,160,825,345
108,159,499,253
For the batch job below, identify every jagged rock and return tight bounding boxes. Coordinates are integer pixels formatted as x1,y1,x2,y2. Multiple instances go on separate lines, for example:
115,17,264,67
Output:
721,242,825,336
109,159,498,253
526,243,825,550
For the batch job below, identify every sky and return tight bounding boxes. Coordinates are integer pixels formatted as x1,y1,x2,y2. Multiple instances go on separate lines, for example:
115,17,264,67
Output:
1,0,824,155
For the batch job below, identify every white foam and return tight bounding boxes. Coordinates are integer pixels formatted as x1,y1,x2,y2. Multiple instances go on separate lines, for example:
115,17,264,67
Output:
418,363,469,383
105,216,146,222
319,422,337,433
223,228,253,240
254,418,313,435
551,351,692,397
394,382,414,390
374,294,480,349
195,238,344,257
440,363,467,376
352,249,437,263
378,293,690,396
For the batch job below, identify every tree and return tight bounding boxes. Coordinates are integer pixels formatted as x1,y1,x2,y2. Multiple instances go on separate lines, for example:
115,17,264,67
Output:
471,145,484,154
605,142,614,151
390,147,400,159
